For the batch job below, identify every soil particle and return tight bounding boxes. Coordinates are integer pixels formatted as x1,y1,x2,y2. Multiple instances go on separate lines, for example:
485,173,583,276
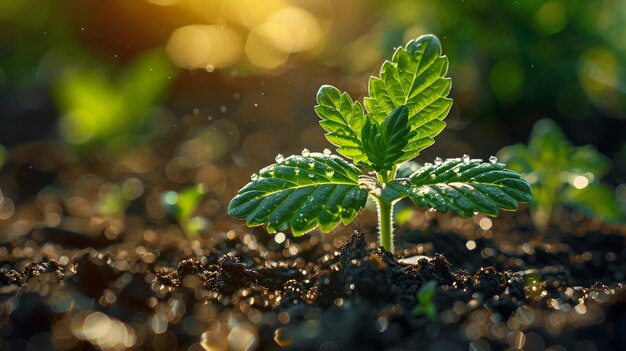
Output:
204,255,258,295
0,259,64,287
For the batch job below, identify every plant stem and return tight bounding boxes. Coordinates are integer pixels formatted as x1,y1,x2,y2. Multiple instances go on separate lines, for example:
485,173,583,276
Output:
376,197,394,252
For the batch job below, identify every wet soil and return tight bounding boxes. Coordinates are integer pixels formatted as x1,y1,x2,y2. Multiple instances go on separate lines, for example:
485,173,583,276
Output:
1,217,625,350
0,124,624,350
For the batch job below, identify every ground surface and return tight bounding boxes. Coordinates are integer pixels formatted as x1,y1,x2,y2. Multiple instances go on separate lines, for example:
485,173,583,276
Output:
1,131,625,350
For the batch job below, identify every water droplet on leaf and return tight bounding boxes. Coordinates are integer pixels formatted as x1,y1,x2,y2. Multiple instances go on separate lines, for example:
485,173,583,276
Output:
325,169,334,177
308,173,315,179
275,154,284,163
251,173,259,181
428,207,437,212
323,148,332,157
301,148,310,157
463,154,470,163
489,156,498,164
434,157,443,165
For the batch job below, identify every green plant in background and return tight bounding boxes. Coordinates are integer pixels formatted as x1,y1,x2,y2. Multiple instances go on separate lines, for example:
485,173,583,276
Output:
412,280,438,320
162,185,211,237
228,35,532,251
53,48,177,150
498,119,623,229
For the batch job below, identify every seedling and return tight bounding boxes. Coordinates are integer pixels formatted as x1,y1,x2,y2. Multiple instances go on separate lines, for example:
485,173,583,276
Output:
498,118,623,229
162,185,210,237
228,35,532,251
412,280,438,320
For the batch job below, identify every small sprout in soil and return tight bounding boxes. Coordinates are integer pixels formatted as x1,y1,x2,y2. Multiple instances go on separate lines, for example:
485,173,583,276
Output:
498,118,624,229
228,35,532,251
162,184,211,237
412,280,438,321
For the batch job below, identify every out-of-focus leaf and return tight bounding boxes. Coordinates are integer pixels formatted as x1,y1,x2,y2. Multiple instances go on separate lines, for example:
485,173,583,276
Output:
569,145,611,176
564,184,623,222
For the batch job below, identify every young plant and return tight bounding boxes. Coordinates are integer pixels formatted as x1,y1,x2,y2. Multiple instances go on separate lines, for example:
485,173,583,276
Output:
412,280,438,321
162,185,210,237
228,35,532,251
498,118,623,229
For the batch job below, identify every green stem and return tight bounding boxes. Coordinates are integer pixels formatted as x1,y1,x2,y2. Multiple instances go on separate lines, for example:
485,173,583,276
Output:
376,197,394,252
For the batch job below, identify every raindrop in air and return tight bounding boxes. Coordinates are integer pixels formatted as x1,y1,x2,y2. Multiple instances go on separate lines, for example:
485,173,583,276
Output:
463,154,470,163
301,148,310,157
489,156,498,164
275,154,285,163
434,157,443,166
323,148,332,157
251,173,259,181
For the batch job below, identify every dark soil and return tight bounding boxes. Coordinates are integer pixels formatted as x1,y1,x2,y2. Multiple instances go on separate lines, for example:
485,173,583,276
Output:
0,124,624,350
1,218,625,350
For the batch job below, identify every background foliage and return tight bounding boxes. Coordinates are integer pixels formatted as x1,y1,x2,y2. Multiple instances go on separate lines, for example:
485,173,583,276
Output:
1,0,625,224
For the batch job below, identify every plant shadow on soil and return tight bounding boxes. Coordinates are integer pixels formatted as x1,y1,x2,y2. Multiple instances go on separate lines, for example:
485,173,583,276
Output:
1,210,626,350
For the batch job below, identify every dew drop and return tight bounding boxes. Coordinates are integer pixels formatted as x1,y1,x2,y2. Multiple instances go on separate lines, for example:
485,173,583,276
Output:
301,148,310,157
473,211,478,215
308,173,315,179
489,156,498,164
434,157,443,166
325,169,335,177
323,148,332,157
425,163,433,168
275,154,285,163
463,154,470,163
308,162,315,169
428,207,437,212
251,173,259,181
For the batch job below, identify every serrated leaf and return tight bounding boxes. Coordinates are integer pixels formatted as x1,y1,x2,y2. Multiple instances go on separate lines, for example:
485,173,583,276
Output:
364,35,452,163
228,153,368,236
361,105,412,172
314,85,369,165
382,158,532,216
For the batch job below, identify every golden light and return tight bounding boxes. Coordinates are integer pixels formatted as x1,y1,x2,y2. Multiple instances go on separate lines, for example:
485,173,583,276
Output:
573,175,589,189
267,7,322,52
166,25,242,69
221,0,287,29
146,0,180,6
245,23,293,70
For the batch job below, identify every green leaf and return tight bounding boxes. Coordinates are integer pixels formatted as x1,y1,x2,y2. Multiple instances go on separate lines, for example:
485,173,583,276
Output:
361,105,412,172
314,85,368,165
383,158,533,216
564,184,623,223
364,35,452,163
228,153,368,236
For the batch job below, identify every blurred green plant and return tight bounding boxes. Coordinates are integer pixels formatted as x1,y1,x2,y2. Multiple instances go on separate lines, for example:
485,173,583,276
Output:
498,119,623,229
52,48,177,150
412,280,438,320
161,185,211,237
